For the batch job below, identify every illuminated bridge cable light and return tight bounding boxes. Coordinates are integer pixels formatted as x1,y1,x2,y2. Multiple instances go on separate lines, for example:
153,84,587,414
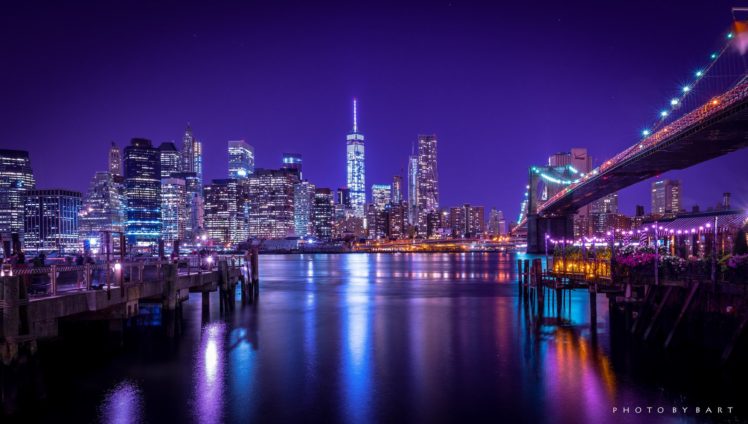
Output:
682,85,691,93
695,70,703,77
641,129,651,137
660,110,668,117
670,98,679,106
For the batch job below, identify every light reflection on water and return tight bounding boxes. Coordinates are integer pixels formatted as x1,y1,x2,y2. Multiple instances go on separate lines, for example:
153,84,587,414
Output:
99,380,143,424
90,253,702,423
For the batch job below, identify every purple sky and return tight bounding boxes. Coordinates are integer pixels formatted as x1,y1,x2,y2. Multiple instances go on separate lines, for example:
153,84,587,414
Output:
3,0,748,221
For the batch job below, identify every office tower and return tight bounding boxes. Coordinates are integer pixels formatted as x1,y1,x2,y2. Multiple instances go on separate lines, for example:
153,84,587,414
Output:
371,184,391,212
247,169,296,239
387,203,406,239
161,177,187,245
312,188,334,240
124,138,161,248
180,124,203,193
416,135,439,235
109,142,122,177
23,189,81,254
228,140,255,179
407,154,418,225
336,187,351,208
392,175,403,204
294,181,315,238
172,171,203,240
0,149,36,242
204,179,246,244
651,179,681,216
159,142,181,178
487,209,506,236
282,153,303,179
449,204,485,238
366,203,388,240
590,193,619,235
79,172,126,237
346,99,365,217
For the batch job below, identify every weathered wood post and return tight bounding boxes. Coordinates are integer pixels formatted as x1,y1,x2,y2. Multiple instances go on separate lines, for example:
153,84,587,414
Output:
162,263,178,338
250,247,259,294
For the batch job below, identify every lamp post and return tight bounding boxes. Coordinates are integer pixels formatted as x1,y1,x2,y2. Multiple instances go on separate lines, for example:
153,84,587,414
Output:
544,233,549,270
654,222,659,286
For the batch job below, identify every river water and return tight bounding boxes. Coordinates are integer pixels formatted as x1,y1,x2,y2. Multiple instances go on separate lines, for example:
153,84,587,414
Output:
6,253,744,423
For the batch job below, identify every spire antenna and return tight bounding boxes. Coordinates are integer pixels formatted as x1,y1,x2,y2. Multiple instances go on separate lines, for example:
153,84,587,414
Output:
353,98,358,133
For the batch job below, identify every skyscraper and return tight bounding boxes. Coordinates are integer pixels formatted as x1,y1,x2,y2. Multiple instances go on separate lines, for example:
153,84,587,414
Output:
159,142,181,178
204,179,246,244
651,179,681,216
392,175,403,204
23,189,81,254
487,209,506,236
312,188,334,241
247,169,296,239
407,154,418,225
416,135,439,235
282,153,303,179
124,138,161,248
109,142,122,177
346,99,365,218
180,124,203,193
294,180,315,238
161,177,187,245
371,184,392,212
228,140,255,179
79,171,126,237
0,149,35,242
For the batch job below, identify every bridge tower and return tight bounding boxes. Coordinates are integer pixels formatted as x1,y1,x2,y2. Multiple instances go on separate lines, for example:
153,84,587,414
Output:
526,165,576,253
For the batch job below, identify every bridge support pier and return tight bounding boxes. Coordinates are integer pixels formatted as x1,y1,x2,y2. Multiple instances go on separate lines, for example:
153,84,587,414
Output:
1,276,34,365
526,214,574,254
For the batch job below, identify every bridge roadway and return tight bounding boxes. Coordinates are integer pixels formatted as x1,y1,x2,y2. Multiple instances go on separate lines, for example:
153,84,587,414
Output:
0,257,252,363
539,77,748,216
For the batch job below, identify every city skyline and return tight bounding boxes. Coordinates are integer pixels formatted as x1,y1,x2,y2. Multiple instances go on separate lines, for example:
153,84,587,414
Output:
3,1,748,218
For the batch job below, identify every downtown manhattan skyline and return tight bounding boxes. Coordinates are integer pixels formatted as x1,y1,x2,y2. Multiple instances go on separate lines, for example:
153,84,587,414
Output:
3,0,748,219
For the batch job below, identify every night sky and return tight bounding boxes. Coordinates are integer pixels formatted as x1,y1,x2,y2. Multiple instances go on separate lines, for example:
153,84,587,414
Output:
3,0,748,221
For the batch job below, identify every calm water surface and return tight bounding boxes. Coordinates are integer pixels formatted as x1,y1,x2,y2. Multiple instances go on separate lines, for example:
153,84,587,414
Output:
16,253,741,423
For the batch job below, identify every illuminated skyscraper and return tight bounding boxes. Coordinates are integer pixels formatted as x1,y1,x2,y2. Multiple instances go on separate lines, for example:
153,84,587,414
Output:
79,172,126,237
294,180,315,237
371,184,391,212
109,142,122,177
180,124,203,193
124,138,161,248
651,179,681,216
346,99,365,218
161,177,187,244
416,135,439,235
312,188,334,240
407,154,418,225
392,175,403,204
159,142,180,178
0,149,35,242
228,140,255,179
204,179,247,244
247,169,296,239
282,153,303,179
487,209,506,236
23,189,81,254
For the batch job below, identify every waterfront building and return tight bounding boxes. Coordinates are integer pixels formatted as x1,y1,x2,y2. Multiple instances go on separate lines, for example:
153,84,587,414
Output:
312,188,334,241
161,177,187,245
108,142,122,177
346,99,366,218
392,175,403,204
204,179,247,245
652,179,681,216
159,142,181,178
282,153,303,179
247,169,296,239
449,204,485,238
371,184,391,212
387,202,406,239
124,138,161,248
180,124,203,193
407,154,418,226
23,189,81,254
294,181,315,238
79,172,126,238
366,203,388,240
228,140,255,179
590,193,619,235
416,135,439,236
0,149,35,243
487,209,507,236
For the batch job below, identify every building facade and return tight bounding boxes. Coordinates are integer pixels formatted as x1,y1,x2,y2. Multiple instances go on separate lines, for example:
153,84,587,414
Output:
312,188,334,240
79,172,126,238
180,125,203,193
0,149,35,243
652,179,681,216
161,177,187,245
346,99,366,218
294,180,315,238
416,135,439,235
124,138,161,248
229,140,255,179
23,189,81,254
109,142,122,177
487,209,507,236
159,142,181,178
247,169,296,239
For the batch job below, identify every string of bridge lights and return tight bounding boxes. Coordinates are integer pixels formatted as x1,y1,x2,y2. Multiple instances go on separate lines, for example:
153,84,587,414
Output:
640,30,736,138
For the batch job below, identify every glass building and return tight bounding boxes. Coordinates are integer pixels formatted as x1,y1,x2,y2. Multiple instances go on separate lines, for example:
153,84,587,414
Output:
79,171,126,238
371,184,391,212
159,142,181,178
180,124,203,193
0,149,36,242
312,188,334,240
346,99,366,218
228,140,255,179
204,178,248,245
407,154,418,226
124,138,161,248
161,177,187,245
23,189,81,254
294,180,315,238
282,153,303,179
247,169,296,239
416,135,439,235
651,179,681,216
109,142,122,177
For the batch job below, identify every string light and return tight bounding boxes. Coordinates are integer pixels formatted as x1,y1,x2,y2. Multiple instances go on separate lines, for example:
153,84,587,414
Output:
641,129,651,136
670,98,679,106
